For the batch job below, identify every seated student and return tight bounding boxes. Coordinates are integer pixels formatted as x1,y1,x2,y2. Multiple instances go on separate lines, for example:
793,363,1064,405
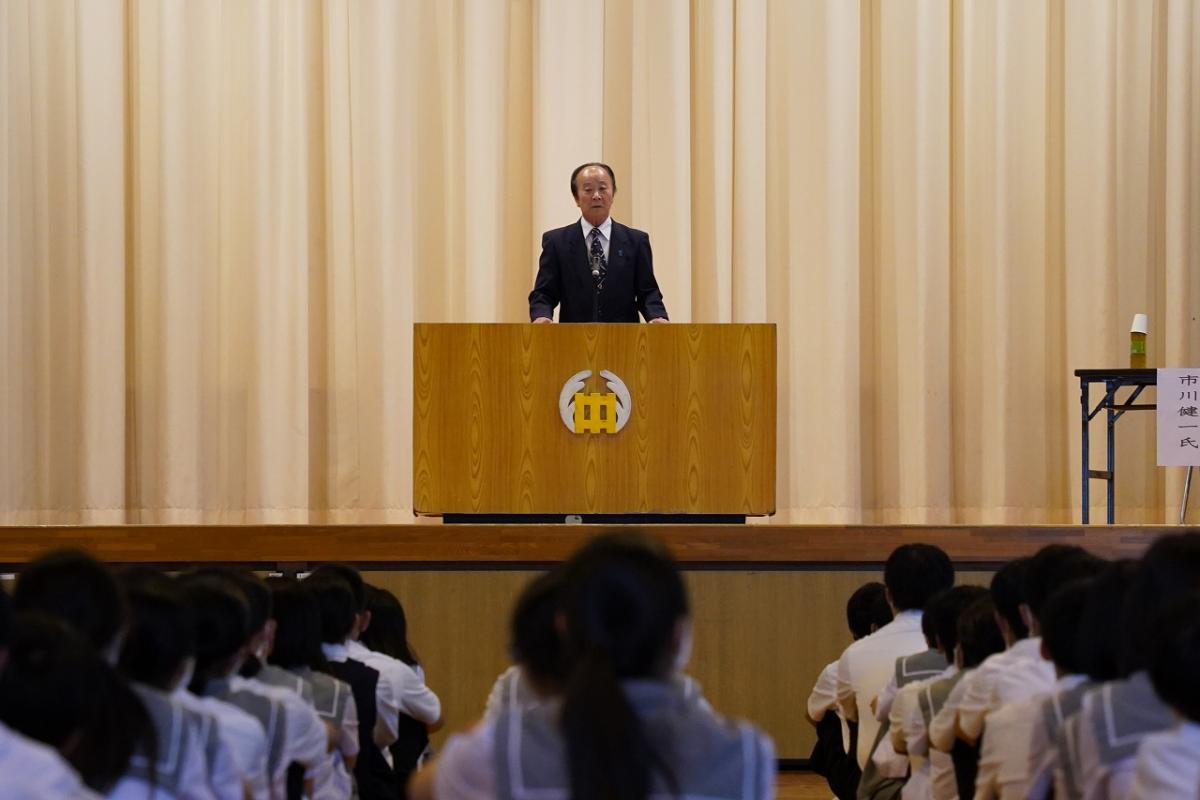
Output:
189,569,328,800
808,581,892,800
1026,562,1134,800
837,545,955,772
954,547,1104,752
861,590,954,800
269,581,359,800
1130,591,1200,799
119,576,243,800
1059,532,1200,800
305,573,401,800
0,612,153,797
0,588,100,799
412,532,776,800
361,584,438,786
890,585,987,800
180,577,274,800
310,566,444,742
972,547,1107,800
11,550,186,800
928,595,1006,800
484,570,570,721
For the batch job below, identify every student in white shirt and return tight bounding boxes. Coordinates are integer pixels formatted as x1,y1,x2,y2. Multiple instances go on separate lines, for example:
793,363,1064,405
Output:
972,547,1107,800
806,581,892,800
181,578,275,800
1059,534,1200,800
118,577,236,800
360,584,444,780
891,585,986,800
311,566,444,738
0,580,100,800
211,570,329,800
836,544,955,771
268,581,361,800
0,612,157,797
9,550,163,797
412,532,776,800
483,570,570,722
1128,590,1200,799
928,594,1006,800
1026,562,1134,800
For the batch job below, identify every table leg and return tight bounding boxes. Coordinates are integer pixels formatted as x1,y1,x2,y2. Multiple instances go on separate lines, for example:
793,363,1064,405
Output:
1081,379,1090,524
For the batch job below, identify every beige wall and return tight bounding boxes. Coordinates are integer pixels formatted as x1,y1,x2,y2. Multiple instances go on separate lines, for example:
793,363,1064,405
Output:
365,568,993,759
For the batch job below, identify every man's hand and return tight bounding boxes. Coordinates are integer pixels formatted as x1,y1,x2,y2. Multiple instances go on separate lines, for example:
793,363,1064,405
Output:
649,317,669,324
533,317,553,324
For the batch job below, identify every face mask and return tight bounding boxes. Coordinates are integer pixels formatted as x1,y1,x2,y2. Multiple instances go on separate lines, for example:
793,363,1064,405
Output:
174,657,196,692
254,641,269,662
672,620,693,673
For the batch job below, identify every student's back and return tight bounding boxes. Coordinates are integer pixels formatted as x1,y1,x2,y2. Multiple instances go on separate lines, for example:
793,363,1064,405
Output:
416,533,775,800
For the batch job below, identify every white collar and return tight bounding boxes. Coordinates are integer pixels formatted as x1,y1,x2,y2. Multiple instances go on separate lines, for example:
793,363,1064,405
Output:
580,216,612,240
321,642,350,661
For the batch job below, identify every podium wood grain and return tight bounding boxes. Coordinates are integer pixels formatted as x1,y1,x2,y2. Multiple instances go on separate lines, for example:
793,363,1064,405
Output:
413,323,776,514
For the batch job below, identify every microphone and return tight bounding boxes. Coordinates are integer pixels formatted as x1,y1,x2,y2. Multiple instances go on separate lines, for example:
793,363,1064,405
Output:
590,251,602,282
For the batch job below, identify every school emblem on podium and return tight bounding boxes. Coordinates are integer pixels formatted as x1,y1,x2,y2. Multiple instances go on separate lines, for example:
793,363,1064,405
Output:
558,370,631,434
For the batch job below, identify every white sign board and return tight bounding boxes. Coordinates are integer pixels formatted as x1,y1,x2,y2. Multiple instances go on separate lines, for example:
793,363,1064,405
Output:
1158,368,1200,466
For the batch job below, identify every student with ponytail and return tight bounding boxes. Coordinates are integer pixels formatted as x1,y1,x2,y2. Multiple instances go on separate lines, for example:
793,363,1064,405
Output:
412,532,776,800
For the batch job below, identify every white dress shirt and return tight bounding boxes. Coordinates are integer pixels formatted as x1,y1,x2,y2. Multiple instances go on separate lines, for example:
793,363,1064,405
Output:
954,637,1054,742
837,610,927,768
808,659,852,752
345,639,441,726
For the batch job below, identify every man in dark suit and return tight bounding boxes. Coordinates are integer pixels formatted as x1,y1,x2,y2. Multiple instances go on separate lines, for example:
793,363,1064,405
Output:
529,162,669,323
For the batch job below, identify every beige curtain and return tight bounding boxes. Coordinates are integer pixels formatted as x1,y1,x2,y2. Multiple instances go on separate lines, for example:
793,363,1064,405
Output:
2,0,1198,525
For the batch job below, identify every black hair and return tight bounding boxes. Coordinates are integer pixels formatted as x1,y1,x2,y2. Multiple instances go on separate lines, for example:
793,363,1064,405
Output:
846,581,892,640
1147,592,1200,722
1022,545,1107,621
1039,579,1092,675
361,585,420,667
179,577,250,694
570,162,617,198
883,544,955,612
1119,532,1200,673
509,570,568,686
989,558,1030,640
303,574,358,644
957,595,1006,668
190,567,271,634
13,549,126,653
118,584,196,691
1075,559,1136,681
925,585,988,656
269,582,331,673
559,533,686,800
309,564,367,612
0,612,156,793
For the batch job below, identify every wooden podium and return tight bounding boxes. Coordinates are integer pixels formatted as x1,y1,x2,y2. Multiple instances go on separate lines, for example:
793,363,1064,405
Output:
413,323,776,518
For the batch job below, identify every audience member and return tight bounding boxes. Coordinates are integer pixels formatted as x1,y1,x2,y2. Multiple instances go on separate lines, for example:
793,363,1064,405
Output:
808,581,892,800
412,532,776,800
891,585,987,800
270,580,360,800
0,588,101,799
1059,532,1200,800
837,544,954,771
1129,591,1200,798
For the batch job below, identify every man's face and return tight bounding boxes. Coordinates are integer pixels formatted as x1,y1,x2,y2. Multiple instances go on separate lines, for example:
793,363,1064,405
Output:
575,166,614,226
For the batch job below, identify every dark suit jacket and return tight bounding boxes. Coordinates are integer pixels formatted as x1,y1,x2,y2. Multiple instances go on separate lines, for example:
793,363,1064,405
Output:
528,220,669,322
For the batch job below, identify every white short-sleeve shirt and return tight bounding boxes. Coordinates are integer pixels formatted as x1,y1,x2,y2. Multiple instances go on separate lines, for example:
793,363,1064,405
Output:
836,610,927,768
0,720,99,800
